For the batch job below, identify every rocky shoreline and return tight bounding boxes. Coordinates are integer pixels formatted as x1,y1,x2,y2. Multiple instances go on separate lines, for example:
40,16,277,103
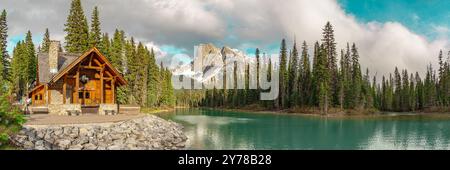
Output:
11,115,187,150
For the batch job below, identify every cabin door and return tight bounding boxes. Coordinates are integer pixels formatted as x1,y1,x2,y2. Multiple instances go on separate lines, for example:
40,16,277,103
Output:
79,90,93,106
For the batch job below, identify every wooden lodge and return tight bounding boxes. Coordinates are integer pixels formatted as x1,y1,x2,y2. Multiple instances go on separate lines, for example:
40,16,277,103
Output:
28,41,127,115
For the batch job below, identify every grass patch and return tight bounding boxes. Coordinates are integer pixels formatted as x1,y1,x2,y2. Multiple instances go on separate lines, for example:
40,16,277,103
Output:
141,106,175,114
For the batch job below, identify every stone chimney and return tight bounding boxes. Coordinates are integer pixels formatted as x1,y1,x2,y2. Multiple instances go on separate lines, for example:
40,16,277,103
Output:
49,41,60,74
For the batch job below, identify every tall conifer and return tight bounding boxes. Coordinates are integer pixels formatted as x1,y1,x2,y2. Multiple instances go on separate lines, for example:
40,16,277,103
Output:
64,0,89,53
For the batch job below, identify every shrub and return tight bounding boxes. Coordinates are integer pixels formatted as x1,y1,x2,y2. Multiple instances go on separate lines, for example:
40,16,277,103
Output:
0,93,25,148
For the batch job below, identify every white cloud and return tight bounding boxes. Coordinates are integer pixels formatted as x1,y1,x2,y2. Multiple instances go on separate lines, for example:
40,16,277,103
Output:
203,0,449,77
1,0,449,77
432,24,450,38
145,41,176,66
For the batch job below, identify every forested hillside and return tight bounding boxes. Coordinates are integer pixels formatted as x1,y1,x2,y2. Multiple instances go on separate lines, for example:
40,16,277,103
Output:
200,22,450,114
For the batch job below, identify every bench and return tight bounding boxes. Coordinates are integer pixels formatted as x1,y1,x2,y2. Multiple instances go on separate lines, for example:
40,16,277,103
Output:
104,110,117,115
66,110,81,116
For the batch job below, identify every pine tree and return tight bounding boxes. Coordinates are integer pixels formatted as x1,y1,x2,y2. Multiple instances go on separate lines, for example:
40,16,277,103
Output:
147,48,160,107
438,50,444,79
415,72,424,110
409,73,416,111
372,75,378,109
232,61,239,107
263,58,274,109
338,50,345,109
299,41,311,106
350,43,362,109
311,41,320,106
362,68,372,109
0,10,9,81
343,43,352,108
401,70,410,111
164,68,175,107
89,6,101,48
443,52,450,106
322,22,339,107
159,63,168,106
424,64,436,108
114,32,127,104
318,82,327,114
10,41,25,99
255,48,260,102
10,31,36,100
278,39,288,108
124,38,137,104
131,42,149,106
110,29,125,73
24,31,36,85
288,40,299,107
222,49,228,107
245,64,251,105
99,33,110,57
388,74,395,110
316,44,330,114
41,28,51,53
393,67,402,111
437,50,446,106
64,0,89,53
381,76,387,110
0,46,3,84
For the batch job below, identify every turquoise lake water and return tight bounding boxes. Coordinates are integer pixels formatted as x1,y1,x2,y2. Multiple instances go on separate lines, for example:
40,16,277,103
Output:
161,109,450,150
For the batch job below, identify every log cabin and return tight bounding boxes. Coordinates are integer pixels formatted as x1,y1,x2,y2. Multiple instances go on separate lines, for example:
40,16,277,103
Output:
28,41,127,115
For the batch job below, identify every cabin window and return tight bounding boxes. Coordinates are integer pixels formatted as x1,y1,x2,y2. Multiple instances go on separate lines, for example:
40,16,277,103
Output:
78,91,91,99
34,94,43,101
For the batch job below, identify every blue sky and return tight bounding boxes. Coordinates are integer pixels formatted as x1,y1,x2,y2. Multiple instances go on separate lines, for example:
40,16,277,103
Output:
7,34,42,54
2,0,449,76
230,0,450,58
6,0,449,55
338,0,450,40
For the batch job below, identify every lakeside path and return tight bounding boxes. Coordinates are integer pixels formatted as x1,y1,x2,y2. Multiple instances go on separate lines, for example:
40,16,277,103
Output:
24,106,187,126
25,114,147,125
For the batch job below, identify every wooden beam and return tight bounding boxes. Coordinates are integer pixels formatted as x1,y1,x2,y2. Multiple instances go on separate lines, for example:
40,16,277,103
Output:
80,66,102,70
112,78,115,104
93,58,102,66
63,75,67,104
45,84,48,104
47,85,51,104
100,65,104,103
89,53,94,66
105,70,113,78
75,66,80,104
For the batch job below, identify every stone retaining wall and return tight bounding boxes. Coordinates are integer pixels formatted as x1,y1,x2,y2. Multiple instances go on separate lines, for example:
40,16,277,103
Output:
99,104,118,115
12,115,187,150
48,104,81,115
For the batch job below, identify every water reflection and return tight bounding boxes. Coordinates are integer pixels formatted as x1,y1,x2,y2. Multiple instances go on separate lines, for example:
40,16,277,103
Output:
166,109,450,150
